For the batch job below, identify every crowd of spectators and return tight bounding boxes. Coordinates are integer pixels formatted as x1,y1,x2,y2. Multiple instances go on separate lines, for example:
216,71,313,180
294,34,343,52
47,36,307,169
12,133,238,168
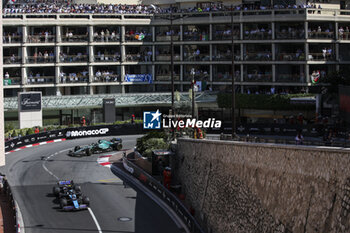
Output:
308,26,334,39
3,32,22,43
4,54,20,64
183,28,209,41
244,27,272,40
60,70,89,83
28,51,55,63
3,2,325,15
338,26,350,40
125,50,152,62
59,52,88,62
95,50,120,62
277,49,305,61
27,72,54,84
125,30,151,41
276,27,305,39
213,28,240,40
28,30,54,43
94,70,119,82
93,29,120,42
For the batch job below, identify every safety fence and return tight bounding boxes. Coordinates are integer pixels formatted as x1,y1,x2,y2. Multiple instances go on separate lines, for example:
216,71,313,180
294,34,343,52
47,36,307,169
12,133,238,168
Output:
1,178,22,233
122,153,205,233
5,124,144,152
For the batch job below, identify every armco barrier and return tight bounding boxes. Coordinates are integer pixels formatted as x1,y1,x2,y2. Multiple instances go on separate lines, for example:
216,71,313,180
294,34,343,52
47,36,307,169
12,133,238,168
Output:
122,154,205,233
5,124,144,152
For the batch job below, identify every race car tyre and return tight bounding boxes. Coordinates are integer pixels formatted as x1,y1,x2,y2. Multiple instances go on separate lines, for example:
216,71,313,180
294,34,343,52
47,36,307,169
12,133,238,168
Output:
60,198,67,208
116,143,122,151
53,187,60,196
82,196,90,205
85,148,91,156
74,146,80,152
75,186,81,192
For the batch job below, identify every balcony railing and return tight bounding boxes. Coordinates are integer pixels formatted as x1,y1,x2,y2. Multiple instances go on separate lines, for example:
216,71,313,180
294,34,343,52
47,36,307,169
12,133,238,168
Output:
213,74,240,82
276,74,305,83
27,35,55,43
4,56,21,64
155,74,180,81
244,52,272,61
156,35,180,41
26,56,55,63
60,75,89,83
125,54,152,62
61,35,88,42
59,55,88,63
93,34,120,42
212,54,241,61
275,31,305,39
4,77,21,85
3,35,22,43
276,53,305,61
156,54,181,61
183,73,210,81
212,32,240,40
339,32,350,40
93,55,121,62
93,74,120,82
244,31,272,40
125,33,152,42
308,52,335,61
183,33,209,41
308,31,334,39
244,74,272,82
183,54,210,61
27,76,55,84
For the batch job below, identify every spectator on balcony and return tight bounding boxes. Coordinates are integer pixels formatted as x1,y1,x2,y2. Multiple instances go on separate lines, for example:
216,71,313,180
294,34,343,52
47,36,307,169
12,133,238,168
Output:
4,72,10,80
339,27,344,40
44,51,49,62
93,31,98,41
95,70,102,81
100,30,105,42
322,48,327,60
346,27,350,40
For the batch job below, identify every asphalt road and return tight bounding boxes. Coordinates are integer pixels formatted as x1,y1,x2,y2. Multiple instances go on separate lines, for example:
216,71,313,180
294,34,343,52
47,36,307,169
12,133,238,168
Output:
0,135,183,233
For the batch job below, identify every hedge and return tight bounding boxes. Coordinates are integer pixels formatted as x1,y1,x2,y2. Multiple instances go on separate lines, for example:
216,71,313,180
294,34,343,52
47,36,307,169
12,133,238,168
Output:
217,93,316,110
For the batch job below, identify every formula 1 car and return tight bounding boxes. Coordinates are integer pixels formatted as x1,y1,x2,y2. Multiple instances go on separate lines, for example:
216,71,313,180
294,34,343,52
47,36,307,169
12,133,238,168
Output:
68,138,122,156
52,180,89,211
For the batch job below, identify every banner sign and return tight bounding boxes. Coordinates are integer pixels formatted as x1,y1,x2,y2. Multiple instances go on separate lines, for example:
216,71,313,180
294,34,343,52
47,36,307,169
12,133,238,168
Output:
125,74,152,84
19,92,42,112
5,124,144,152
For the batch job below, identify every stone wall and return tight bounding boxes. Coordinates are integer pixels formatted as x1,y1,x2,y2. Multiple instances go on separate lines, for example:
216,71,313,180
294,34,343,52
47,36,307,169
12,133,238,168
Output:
176,139,350,233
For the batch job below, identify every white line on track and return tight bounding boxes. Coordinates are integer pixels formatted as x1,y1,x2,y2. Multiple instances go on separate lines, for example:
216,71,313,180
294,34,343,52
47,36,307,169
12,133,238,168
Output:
88,207,103,233
41,148,70,180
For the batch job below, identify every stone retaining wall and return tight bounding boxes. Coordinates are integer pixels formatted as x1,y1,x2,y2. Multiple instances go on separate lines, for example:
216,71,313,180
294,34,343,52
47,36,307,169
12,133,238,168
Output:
176,139,350,233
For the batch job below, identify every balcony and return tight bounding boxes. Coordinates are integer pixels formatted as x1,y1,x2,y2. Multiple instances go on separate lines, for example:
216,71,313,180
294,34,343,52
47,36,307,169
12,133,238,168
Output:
155,74,180,81
244,74,272,82
61,35,88,42
183,54,210,62
244,31,272,40
93,74,120,82
59,55,88,63
60,75,89,83
244,52,272,61
4,77,21,86
93,55,120,62
27,35,55,43
308,53,335,61
275,31,305,40
156,54,181,61
4,56,21,64
26,56,55,63
125,54,152,62
308,31,334,39
3,35,22,44
276,53,305,61
27,76,55,85
276,74,304,83
212,54,240,61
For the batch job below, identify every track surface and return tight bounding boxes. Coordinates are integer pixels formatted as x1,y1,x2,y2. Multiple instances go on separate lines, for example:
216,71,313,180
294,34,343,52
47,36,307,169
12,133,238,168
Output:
0,135,182,233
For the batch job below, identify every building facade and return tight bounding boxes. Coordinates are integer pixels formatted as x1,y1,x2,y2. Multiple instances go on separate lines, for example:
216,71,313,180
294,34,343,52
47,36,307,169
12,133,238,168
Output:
3,2,350,123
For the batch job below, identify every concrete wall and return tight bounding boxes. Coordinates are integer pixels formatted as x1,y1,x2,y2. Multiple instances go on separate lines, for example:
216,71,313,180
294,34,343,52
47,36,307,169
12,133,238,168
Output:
176,139,350,233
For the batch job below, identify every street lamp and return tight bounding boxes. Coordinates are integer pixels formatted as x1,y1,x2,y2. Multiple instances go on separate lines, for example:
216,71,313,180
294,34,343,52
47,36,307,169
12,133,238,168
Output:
190,68,196,119
231,5,236,139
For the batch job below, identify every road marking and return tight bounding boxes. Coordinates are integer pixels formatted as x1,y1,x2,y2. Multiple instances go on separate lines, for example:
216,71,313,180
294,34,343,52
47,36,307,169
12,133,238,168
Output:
88,207,103,233
41,149,70,180
97,178,122,183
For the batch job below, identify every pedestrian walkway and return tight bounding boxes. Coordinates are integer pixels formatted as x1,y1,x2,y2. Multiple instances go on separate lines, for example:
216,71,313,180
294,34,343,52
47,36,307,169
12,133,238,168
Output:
0,190,16,233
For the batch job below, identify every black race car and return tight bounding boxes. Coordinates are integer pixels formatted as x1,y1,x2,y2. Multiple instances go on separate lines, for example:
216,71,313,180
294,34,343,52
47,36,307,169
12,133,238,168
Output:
52,180,90,211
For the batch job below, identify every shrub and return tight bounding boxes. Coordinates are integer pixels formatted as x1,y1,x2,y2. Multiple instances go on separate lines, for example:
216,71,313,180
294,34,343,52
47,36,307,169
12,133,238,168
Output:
142,138,169,159
26,128,34,135
136,131,169,156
